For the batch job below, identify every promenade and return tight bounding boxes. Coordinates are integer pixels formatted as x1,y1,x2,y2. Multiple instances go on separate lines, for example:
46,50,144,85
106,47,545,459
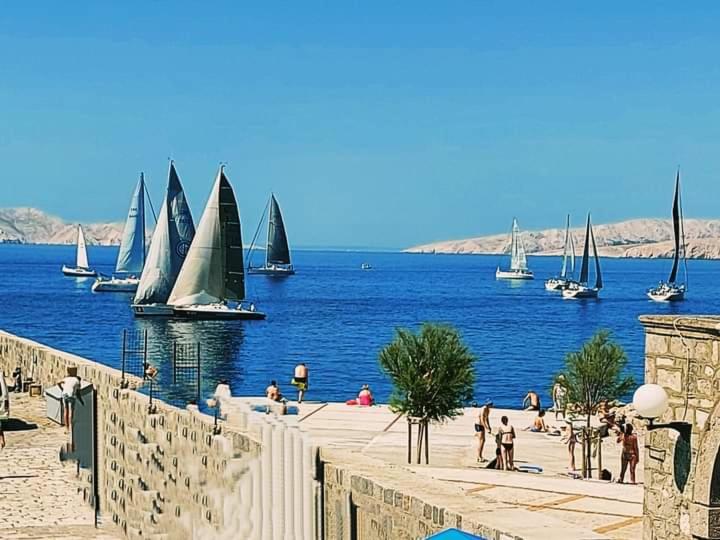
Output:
228,398,644,540
0,391,120,540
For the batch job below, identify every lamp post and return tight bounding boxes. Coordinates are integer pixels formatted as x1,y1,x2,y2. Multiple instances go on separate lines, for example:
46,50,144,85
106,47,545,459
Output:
633,383,692,491
207,398,221,435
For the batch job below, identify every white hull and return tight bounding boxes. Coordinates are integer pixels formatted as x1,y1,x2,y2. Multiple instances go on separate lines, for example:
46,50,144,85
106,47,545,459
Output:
545,278,570,291
92,277,140,293
496,267,534,280
172,303,266,320
132,303,175,316
562,285,599,299
62,265,96,277
647,285,685,302
248,265,295,276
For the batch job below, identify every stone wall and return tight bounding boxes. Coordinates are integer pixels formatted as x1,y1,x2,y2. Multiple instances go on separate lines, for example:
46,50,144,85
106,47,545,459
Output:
0,330,261,539
641,316,720,540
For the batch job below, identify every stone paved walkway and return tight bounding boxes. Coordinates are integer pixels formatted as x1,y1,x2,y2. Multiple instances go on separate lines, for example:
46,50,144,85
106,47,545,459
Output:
0,391,120,540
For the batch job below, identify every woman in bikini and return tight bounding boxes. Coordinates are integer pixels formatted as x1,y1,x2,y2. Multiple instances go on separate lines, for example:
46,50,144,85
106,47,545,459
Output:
617,423,639,484
499,415,516,471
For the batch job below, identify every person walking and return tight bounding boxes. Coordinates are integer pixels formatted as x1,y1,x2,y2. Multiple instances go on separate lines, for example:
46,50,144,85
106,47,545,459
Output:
562,425,578,472
617,423,639,484
291,363,308,403
498,415,516,471
552,376,567,420
475,400,492,463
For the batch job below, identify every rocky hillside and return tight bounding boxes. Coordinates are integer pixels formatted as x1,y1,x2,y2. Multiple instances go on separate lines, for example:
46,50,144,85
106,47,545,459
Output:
405,218,720,259
0,208,124,245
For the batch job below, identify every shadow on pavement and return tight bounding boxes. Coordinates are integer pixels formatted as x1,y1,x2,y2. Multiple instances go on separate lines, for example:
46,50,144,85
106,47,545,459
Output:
2,418,39,431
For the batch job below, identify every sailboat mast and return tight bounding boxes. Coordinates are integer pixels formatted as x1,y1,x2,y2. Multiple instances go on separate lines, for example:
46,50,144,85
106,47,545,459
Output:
560,215,570,278
591,219,602,290
246,197,270,270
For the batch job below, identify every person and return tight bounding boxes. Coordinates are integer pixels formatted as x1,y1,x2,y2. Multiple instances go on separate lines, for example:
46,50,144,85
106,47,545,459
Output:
561,425,578,471
523,390,541,411
498,415,516,471
552,376,566,420
475,400,492,463
265,380,282,402
12,367,22,393
526,409,548,432
617,423,639,484
357,384,374,406
599,411,621,438
58,367,82,433
291,363,309,403
493,430,503,470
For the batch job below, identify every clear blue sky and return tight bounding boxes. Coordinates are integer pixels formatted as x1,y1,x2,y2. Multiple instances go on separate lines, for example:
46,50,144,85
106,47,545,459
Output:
2,2,720,248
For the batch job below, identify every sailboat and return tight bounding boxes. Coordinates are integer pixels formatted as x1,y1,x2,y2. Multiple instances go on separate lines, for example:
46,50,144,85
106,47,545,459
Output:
167,166,266,320
61,225,96,277
92,174,148,292
495,218,534,280
647,170,687,302
247,193,295,276
132,162,196,316
561,214,603,299
545,215,576,291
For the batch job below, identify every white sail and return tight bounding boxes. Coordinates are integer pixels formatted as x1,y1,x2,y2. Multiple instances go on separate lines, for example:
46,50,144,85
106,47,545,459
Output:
115,174,146,275
509,218,528,271
168,167,245,307
560,215,575,278
134,163,195,305
76,225,89,269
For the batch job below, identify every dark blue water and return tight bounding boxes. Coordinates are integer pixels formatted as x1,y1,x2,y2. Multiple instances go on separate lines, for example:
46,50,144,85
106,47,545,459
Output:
0,244,714,408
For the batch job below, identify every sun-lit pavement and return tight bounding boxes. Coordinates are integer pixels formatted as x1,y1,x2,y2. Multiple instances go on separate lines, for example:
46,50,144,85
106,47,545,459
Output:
229,398,644,539
0,391,120,540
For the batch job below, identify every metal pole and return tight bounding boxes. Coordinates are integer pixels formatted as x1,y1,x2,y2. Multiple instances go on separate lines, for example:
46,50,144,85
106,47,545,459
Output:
92,388,99,527
143,330,148,376
196,343,201,406
172,342,177,384
424,421,429,465
407,420,412,464
121,330,127,380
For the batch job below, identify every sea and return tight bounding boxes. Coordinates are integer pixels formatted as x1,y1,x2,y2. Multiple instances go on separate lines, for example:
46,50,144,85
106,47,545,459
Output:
0,244,713,410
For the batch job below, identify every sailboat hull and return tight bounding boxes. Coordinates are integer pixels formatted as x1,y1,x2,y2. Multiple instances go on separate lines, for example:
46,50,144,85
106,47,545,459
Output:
92,277,140,293
544,278,570,291
248,265,295,276
132,303,175,316
172,304,267,320
496,268,534,280
62,265,97,277
562,285,599,299
647,285,685,302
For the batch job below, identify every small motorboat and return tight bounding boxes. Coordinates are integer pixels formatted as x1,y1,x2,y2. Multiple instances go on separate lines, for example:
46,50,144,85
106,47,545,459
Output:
361,263,372,270
545,278,570,291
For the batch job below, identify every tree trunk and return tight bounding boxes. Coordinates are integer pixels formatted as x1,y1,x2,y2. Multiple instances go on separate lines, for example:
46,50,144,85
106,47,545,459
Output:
407,421,412,464
416,421,424,464
424,420,429,465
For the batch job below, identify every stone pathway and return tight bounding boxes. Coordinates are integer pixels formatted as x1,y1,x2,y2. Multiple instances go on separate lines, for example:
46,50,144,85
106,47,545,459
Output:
0,392,120,540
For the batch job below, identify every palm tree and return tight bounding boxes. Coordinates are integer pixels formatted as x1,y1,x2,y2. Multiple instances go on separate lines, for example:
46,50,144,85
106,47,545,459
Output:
555,330,635,477
378,323,476,464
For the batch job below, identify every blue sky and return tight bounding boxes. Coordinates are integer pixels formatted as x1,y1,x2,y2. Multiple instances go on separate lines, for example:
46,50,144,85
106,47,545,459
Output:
2,3,720,248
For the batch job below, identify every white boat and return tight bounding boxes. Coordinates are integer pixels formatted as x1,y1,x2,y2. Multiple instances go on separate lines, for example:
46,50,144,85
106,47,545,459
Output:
167,166,266,320
247,193,295,276
132,161,196,316
648,170,687,303
562,214,603,299
92,174,148,293
545,215,576,291
496,218,534,280
62,225,96,277
361,263,372,270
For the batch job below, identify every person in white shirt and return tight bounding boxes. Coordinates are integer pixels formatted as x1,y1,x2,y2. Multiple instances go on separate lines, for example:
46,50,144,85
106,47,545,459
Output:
58,368,82,431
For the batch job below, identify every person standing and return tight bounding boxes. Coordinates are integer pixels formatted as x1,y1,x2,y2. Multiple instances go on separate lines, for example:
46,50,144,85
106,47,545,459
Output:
552,376,567,420
499,415,516,471
562,425,578,472
617,423,639,484
58,367,81,433
475,400,492,463
292,363,308,403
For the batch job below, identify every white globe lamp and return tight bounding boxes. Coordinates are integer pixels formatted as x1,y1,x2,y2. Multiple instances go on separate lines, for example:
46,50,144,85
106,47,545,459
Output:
633,384,669,420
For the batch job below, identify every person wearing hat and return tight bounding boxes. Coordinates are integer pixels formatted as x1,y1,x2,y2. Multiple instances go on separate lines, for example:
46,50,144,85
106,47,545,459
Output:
357,384,374,406
475,400,493,463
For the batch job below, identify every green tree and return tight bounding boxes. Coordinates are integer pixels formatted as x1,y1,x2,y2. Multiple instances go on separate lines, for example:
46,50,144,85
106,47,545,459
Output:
555,330,635,477
379,323,476,464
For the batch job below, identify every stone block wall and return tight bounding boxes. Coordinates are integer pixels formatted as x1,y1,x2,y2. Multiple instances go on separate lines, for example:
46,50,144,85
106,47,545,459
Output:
0,330,261,539
641,316,720,540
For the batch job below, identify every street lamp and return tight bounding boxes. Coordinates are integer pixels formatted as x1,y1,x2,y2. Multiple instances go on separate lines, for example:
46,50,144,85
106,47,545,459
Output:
633,383,692,491
207,397,221,435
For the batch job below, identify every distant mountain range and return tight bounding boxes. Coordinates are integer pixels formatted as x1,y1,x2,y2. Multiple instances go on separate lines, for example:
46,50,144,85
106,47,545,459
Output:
405,218,720,259
0,208,124,245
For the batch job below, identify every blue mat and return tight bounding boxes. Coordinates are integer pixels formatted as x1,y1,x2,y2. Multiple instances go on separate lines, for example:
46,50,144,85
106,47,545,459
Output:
426,528,487,539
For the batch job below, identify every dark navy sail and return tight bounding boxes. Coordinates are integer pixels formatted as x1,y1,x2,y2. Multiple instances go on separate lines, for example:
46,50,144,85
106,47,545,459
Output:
578,214,591,284
218,169,245,301
267,194,291,265
668,172,681,284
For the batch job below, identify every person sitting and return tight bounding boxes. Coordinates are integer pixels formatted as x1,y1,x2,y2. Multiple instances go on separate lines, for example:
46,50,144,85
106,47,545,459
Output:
523,390,541,411
524,409,548,432
357,384,374,406
265,380,282,402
